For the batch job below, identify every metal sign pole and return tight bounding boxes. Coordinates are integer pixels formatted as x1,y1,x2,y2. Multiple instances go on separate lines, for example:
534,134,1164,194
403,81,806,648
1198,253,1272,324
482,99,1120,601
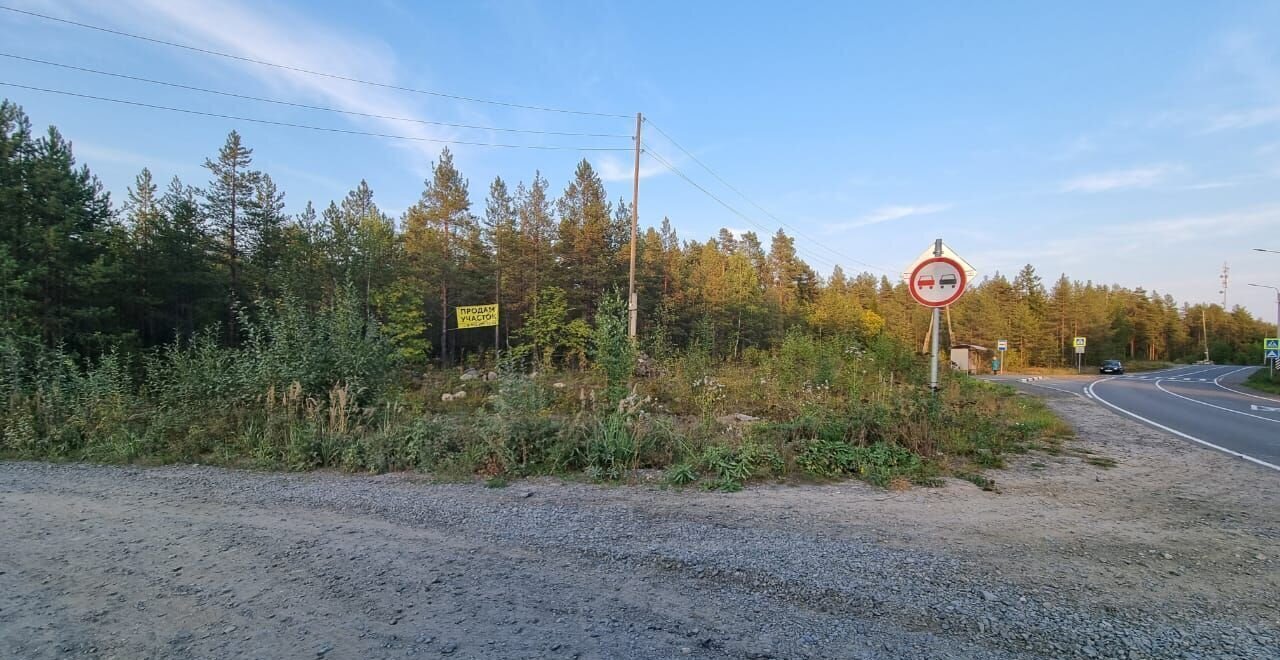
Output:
929,238,942,392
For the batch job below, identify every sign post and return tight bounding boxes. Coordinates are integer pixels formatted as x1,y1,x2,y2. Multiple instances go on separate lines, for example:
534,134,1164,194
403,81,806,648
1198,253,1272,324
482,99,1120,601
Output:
905,239,970,392
1073,336,1087,374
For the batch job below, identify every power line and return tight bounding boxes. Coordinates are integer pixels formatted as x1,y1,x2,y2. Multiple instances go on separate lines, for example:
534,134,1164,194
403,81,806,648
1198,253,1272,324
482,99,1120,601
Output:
0,52,633,139
0,5,631,119
0,82,632,151
643,144,849,274
644,117,889,274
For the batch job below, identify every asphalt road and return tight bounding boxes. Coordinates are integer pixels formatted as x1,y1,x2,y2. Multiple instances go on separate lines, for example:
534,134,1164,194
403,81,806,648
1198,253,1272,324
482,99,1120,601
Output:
990,364,1280,473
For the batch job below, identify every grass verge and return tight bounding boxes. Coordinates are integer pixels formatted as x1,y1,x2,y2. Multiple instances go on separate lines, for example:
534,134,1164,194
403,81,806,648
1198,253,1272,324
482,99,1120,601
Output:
1243,367,1280,395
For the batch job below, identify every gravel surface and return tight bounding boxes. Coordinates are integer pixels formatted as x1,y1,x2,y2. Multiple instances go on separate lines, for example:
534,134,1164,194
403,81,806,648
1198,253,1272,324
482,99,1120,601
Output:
2,389,1277,659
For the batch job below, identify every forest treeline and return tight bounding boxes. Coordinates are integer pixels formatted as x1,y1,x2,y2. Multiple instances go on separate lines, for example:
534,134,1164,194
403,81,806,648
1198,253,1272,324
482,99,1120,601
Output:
1,100,1270,369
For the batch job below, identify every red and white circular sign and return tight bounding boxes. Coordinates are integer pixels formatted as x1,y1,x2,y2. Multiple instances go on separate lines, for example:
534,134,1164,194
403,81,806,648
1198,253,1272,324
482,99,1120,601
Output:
908,256,967,307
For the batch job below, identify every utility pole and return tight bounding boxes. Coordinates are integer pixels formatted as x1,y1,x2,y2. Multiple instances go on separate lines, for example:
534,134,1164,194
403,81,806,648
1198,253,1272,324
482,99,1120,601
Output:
627,112,642,340
1219,262,1230,307
1202,308,1210,363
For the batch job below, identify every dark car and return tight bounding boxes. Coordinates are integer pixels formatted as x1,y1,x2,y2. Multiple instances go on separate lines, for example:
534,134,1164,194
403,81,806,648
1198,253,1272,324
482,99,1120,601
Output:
1099,359,1124,375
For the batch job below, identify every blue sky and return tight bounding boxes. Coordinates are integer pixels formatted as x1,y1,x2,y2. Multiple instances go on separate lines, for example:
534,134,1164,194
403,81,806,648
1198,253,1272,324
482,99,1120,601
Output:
3,1,1279,322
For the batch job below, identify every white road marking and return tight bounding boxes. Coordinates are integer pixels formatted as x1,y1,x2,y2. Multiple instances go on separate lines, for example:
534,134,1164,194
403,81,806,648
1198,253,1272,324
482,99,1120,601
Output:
1017,380,1086,399
1212,367,1280,404
1169,365,1222,378
1153,379,1280,424
1086,378,1280,473
1252,404,1280,413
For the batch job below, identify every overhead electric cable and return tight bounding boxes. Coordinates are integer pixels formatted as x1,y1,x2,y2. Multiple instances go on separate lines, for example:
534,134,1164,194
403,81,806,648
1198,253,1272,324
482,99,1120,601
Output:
644,117,890,274
0,52,634,139
643,144,848,273
0,5,630,119
0,82,632,151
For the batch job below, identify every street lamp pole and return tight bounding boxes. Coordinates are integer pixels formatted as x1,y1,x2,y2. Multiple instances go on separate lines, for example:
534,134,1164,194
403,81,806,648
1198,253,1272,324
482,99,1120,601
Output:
1247,283,1280,339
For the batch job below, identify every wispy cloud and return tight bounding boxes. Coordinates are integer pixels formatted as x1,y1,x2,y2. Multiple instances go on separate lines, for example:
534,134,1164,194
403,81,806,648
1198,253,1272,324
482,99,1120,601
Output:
71,140,194,176
1204,106,1280,132
1182,181,1239,191
1059,165,1174,193
596,152,670,182
970,205,1280,271
1053,135,1098,162
826,203,951,231
69,0,458,161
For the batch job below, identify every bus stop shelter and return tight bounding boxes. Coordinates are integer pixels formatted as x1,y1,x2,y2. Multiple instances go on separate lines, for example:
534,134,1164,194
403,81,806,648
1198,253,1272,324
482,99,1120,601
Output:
950,344,991,374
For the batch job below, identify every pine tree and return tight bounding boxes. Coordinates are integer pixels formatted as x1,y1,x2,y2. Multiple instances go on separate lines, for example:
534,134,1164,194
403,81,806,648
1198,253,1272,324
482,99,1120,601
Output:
555,159,614,317
515,172,555,323
202,130,258,340
483,176,518,345
403,148,471,365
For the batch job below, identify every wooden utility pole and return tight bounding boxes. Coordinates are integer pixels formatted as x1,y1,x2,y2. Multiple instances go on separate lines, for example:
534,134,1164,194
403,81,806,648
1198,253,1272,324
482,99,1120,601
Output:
1201,308,1210,362
628,112,642,340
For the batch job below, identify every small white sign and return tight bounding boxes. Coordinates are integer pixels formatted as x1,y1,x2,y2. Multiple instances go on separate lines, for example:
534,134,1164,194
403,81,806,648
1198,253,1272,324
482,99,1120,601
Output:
997,339,1008,352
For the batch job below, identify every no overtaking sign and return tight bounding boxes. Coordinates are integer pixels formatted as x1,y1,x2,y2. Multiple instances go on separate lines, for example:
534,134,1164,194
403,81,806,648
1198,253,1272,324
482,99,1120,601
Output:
908,257,967,308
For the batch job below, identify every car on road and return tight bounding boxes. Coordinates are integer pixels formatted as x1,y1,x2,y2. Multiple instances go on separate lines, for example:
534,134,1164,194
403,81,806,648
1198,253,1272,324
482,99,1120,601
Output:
1099,359,1124,374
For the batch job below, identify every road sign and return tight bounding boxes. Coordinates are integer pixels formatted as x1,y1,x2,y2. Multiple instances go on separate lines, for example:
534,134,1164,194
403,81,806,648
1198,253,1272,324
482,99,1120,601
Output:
1075,346,1085,355
997,339,1008,352
1266,349,1280,360
902,242,978,281
907,257,968,307
1073,336,1087,348
1265,338,1280,350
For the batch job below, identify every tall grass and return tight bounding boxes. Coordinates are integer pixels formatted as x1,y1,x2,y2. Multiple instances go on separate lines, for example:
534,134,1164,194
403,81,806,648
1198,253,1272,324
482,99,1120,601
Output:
2,305,1071,490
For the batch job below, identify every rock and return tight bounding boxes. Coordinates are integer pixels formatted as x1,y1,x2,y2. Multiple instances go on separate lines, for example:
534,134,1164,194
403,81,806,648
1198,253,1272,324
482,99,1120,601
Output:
441,393,454,402
485,371,498,381
982,590,999,602
1255,553,1266,560
552,382,566,389
1162,553,1173,560
461,369,479,381
716,413,761,425
453,390,467,399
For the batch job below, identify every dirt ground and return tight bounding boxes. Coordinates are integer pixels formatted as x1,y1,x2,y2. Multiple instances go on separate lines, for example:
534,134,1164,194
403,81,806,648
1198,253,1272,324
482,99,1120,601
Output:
1,389,1277,659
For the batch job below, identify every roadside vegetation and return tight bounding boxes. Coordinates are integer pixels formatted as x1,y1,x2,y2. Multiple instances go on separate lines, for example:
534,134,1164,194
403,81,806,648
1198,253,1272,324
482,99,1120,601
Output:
0,288,1073,491
1244,367,1280,395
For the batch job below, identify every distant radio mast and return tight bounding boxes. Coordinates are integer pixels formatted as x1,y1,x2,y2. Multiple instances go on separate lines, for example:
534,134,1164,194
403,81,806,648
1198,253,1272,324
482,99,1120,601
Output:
1219,262,1230,307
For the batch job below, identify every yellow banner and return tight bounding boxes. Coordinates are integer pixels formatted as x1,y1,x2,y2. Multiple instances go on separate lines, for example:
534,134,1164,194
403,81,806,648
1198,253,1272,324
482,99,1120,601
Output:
456,304,499,329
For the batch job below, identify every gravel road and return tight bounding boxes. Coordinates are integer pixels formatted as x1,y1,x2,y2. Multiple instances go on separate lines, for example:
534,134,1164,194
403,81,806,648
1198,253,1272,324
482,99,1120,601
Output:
2,391,1277,659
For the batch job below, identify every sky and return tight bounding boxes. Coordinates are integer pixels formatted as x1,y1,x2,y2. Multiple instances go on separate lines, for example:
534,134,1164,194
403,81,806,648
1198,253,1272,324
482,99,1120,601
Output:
2,0,1279,324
